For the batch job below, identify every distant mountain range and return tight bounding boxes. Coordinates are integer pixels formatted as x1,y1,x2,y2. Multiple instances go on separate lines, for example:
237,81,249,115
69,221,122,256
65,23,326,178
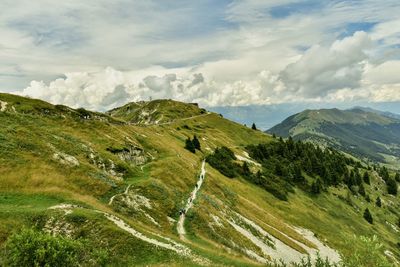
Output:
352,106,400,120
268,107,400,165
210,102,400,131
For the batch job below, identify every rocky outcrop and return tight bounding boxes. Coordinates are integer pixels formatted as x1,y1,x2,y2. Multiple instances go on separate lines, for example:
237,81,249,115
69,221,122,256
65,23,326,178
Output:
107,144,147,166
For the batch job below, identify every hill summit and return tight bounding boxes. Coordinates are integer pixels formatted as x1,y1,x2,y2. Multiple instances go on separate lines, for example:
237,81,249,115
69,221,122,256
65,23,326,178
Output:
107,99,207,124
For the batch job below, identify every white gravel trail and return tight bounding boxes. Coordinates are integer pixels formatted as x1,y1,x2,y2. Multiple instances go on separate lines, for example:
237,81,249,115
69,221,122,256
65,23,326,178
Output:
177,160,206,238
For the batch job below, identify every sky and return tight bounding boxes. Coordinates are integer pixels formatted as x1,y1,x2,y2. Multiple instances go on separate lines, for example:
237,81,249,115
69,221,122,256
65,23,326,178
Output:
1,0,400,111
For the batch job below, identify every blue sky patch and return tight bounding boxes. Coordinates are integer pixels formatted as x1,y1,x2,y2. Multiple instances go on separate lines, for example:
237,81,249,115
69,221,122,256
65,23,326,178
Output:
338,22,377,38
269,1,325,18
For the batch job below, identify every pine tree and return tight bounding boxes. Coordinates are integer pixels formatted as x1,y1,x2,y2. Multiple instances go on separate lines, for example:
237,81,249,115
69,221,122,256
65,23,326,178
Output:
251,123,257,130
395,172,400,182
241,162,251,178
274,162,283,176
192,135,201,150
376,196,382,207
380,167,390,181
387,177,398,195
293,163,304,183
184,138,195,153
311,179,322,194
363,208,373,224
358,183,366,196
363,171,370,185
355,168,362,185
255,170,263,185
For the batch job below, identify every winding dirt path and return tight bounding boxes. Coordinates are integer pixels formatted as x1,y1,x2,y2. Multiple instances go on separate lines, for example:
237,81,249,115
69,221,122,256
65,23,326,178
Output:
177,160,206,239
129,113,211,126
108,184,131,205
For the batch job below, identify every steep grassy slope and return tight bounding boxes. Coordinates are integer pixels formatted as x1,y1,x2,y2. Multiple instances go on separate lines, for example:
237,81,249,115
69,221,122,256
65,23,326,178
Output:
268,108,400,165
0,93,399,266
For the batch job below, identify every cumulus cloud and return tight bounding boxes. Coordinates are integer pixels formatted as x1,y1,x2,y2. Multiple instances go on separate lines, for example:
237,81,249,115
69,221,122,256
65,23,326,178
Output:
4,1,400,109
280,31,371,97
20,68,207,110
18,31,400,110
22,68,130,110
18,66,283,109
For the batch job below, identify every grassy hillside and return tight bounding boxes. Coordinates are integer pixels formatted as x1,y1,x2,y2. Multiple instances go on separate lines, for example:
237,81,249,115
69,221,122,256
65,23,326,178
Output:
268,108,400,165
0,93,399,266
107,99,206,124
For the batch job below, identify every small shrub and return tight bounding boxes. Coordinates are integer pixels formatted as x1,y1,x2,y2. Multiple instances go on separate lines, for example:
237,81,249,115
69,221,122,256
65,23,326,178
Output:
76,108,91,119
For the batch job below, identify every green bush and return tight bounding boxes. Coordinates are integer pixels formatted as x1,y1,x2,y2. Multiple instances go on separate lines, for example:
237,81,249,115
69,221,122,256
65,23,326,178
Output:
206,146,239,178
341,235,395,267
76,108,92,119
2,228,108,267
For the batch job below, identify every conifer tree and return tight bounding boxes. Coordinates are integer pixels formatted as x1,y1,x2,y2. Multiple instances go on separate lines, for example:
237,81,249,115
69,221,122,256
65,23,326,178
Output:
355,168,362,185
251,123,257,130
274,162,283,176
363,171,370,185
255,170,263,184
184,137,195,153
192,135,201,150
380,167,390,181
376,196,382,207
363,208,373,224
311,179,322,194
395,172,400,182
241,162,251,178
387,177,398,195
293,163,304,183
358,183,366,196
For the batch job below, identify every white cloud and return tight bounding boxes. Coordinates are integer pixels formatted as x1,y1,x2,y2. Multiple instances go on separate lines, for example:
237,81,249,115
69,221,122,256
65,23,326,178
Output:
364,61,400,85
2,1,400,108
280,31,371,97
18,30,400,110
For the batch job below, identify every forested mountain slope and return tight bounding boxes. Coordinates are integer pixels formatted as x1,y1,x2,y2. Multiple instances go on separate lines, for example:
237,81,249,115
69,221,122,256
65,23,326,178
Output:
268,108,400,166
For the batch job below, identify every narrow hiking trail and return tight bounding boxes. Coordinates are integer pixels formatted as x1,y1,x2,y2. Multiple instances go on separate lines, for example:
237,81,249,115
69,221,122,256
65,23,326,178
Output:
129,112,211,126
109,184,131,205
177,160,206,239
